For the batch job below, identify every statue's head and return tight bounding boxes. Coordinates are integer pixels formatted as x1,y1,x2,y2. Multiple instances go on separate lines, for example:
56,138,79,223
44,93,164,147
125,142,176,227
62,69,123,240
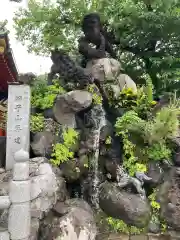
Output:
82,13,101,37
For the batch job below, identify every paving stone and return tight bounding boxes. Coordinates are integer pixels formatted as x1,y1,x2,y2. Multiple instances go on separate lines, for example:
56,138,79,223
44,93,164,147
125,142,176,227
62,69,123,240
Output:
130,235,147,240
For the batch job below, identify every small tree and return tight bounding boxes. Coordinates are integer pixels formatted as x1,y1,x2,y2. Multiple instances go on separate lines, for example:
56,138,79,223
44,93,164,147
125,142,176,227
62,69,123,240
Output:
14,0,180,94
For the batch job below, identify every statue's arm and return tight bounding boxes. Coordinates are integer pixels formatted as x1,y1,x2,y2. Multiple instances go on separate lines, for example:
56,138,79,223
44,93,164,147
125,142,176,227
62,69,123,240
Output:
78,35,106,59
105,41,117,59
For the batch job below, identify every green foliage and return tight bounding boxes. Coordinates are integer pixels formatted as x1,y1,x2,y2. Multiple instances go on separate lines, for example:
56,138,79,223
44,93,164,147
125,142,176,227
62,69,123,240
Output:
107,83,157,119
148,188,167,233
106,217,144,234
115,85,179,175
86,84,102,105
30,113,45,133
14,0,180,94
147,143,171,161
31,78,66,109
51,128,79,166
148,189,160,212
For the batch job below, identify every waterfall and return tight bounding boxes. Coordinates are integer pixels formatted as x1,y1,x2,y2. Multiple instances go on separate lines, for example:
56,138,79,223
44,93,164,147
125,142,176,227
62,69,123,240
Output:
90,105,106,208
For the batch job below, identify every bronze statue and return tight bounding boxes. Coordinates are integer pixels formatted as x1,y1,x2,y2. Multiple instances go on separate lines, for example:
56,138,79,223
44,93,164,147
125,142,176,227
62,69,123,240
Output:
78,13,118,67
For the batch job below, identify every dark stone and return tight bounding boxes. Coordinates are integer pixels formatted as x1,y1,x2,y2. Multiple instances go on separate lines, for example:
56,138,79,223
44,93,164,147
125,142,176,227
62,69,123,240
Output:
158,168,180,230
31,131,55,158
99,181,151,228
47,49,93,89
173,149,180,167
0,137,6,168
43,108,54,119
0,209,8,228
147,162,163,186
60,155,89,182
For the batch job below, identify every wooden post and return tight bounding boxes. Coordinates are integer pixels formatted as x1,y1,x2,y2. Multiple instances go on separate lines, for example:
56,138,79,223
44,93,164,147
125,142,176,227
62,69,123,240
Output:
6,84,30,170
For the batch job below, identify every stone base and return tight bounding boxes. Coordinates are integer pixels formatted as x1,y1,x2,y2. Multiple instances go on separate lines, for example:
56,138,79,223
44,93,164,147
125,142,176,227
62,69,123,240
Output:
97,233,179,240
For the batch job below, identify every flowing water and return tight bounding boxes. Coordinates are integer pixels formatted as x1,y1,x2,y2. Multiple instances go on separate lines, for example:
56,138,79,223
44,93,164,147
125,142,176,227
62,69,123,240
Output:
90,106,106,209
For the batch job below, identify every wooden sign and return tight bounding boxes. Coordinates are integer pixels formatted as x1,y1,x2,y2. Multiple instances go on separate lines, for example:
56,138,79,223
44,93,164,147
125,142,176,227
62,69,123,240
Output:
6,85,30,170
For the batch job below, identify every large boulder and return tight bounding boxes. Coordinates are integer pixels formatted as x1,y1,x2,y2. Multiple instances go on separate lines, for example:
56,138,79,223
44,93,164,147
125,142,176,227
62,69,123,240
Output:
158,167,180,230
53,90,92,127
86,58,122,82
99,181,151,228
39,198,97,240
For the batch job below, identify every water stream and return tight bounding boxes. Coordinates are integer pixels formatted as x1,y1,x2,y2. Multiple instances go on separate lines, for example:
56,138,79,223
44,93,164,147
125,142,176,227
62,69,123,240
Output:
90,106,106,208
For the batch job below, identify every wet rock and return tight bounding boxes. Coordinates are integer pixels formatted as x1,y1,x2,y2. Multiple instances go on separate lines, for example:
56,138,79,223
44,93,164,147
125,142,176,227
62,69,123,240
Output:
60,155,89,182
158,168,180,230
99,181,151,228
100,121,113,142
39,199,96,240
31,132,55,158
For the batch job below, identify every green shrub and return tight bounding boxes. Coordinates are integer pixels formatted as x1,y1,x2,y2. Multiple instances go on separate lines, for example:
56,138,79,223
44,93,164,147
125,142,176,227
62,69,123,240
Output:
51,128,79,166
31,78,66,109
115,88,179,175
30,113,45,133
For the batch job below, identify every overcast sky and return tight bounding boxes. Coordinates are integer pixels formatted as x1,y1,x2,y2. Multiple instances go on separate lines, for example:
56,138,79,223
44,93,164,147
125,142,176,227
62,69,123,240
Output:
0,0,52,75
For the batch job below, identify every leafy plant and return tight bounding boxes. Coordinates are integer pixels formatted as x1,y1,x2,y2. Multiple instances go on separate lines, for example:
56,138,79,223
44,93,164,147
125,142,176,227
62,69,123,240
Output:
86,84,102,105
115,88,179,175
147,143,171,161
31,78,66,109
107,81,157,119
51,128,79,166
30,113,45,133
106,217,144,234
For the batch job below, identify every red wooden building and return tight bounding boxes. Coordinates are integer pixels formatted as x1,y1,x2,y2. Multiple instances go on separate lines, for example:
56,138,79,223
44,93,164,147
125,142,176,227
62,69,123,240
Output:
0,32,18,136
